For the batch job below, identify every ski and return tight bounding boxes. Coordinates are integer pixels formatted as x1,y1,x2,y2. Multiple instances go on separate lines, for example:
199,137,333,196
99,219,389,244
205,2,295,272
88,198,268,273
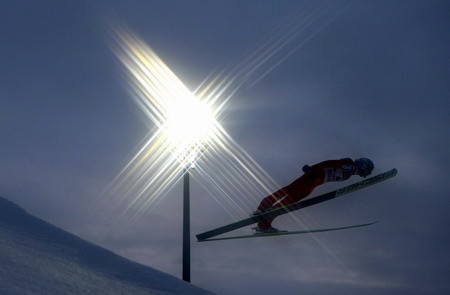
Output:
197,221,377,242
196,168,397,241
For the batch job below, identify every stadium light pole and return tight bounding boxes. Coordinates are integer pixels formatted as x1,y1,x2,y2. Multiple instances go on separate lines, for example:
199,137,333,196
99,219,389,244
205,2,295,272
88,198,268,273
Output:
182,167,191,282
165,100,215,283
112,27,218,283
180,150,203,283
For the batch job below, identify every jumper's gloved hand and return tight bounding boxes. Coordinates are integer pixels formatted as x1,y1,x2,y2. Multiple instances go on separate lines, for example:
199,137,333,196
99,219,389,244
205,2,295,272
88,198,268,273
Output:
302,165,313,173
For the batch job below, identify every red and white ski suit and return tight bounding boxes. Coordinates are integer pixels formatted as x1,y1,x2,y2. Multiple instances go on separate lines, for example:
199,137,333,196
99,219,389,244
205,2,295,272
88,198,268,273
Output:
257,158,356,228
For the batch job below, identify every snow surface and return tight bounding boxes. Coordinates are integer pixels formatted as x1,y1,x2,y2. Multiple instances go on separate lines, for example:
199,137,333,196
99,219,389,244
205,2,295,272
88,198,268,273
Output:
0,196,213,295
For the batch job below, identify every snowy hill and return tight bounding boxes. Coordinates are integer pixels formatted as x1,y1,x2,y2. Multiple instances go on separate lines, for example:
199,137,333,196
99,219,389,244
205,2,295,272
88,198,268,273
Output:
0,196,213,295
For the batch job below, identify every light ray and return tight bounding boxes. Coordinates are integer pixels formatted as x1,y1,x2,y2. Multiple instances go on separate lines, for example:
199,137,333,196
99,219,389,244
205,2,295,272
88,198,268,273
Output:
105,25,230,220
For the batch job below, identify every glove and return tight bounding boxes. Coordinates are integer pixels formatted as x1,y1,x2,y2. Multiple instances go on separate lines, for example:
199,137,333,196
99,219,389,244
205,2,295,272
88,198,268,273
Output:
302,165,313,173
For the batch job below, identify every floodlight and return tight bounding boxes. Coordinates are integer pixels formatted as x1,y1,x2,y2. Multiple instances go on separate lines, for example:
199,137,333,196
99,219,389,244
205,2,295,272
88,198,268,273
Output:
162,94,216,168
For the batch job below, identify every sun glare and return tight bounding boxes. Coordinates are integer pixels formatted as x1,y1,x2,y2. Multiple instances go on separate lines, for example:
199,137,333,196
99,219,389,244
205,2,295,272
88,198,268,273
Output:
162,95,216,168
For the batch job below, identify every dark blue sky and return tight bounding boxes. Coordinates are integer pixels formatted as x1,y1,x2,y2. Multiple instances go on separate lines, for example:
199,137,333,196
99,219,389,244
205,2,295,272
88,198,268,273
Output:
1,1,449,294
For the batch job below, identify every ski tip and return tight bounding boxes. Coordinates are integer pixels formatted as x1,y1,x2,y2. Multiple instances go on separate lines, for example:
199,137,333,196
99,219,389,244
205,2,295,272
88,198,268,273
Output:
388,168,398,177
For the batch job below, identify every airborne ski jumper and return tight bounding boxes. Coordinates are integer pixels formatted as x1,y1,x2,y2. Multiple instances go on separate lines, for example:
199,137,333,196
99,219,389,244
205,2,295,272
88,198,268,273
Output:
253,158,375,233
196,167,397,242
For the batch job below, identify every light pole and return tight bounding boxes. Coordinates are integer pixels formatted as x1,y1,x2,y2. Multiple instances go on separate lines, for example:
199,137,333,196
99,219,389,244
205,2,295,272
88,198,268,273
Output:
112,29,218,283
182,168,191,282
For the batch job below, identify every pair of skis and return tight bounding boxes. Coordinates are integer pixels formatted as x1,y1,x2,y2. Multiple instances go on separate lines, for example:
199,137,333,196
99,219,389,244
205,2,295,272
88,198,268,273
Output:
196,168,397,242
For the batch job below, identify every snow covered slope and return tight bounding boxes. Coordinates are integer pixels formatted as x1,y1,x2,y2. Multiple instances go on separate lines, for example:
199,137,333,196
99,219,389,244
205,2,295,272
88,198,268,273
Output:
0,196,213,295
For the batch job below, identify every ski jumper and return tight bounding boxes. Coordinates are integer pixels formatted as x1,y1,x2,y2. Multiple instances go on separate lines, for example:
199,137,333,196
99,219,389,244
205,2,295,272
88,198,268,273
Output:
257,158,356,228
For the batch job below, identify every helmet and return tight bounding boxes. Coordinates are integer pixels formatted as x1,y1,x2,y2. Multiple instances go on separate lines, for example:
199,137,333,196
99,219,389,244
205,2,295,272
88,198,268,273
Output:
355,158,374,176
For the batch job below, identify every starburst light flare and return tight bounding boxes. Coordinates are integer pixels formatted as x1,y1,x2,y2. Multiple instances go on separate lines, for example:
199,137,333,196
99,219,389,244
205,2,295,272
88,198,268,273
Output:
107,25,229,217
